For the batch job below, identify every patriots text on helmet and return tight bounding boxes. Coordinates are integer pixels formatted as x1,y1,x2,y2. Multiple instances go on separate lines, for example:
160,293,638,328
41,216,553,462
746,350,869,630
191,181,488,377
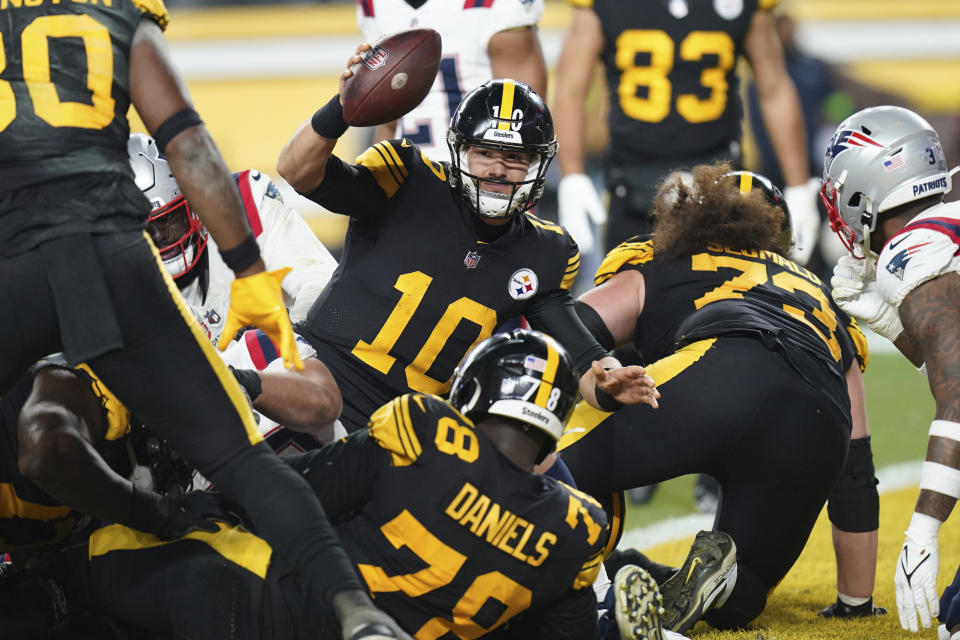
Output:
913,176,948,197
445,481,557,567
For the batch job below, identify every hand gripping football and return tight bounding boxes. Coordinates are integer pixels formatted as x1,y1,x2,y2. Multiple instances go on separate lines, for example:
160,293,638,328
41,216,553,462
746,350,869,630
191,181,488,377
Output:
341,28,442,127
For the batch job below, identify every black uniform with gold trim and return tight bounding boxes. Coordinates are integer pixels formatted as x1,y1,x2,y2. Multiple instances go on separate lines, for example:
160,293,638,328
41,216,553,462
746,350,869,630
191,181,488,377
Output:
299,139,605,432
0,360,129,554
569,0,779,248
71,393,608,640
560,237,868,628
0,0,362,610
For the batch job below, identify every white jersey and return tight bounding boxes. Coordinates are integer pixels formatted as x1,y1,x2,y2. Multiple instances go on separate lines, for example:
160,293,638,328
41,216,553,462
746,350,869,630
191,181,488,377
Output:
876,200,960,308
357,0,543,162
191,328,349,490
181,169,337,345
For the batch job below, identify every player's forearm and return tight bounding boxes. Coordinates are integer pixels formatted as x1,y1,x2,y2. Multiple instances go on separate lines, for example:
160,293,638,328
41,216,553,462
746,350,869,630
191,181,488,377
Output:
277,117,339,194
253,361,342,430
757,82,809,186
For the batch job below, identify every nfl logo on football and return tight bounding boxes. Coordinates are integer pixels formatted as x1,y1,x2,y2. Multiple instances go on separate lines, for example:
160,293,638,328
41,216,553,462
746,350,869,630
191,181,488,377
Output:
362,45,390,71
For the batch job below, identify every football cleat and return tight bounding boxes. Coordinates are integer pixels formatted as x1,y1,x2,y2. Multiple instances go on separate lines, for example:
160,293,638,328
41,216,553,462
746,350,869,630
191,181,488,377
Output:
659,530,737,634
817,596,887,618
606,547,678,587
615,565,665,640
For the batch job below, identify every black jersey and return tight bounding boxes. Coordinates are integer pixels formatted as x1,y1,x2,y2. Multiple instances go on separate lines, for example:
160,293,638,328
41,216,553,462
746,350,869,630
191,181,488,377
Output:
300,140,602,431
0,360,129,552
297,393,607,639
576,0,776,165
596,236,867,385
0,0,167,251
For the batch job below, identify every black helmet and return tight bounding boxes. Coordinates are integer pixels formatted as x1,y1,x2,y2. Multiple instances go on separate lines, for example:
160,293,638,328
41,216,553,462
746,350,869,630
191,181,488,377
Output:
449,329,578,444
446,79,558,219
720,170,793,254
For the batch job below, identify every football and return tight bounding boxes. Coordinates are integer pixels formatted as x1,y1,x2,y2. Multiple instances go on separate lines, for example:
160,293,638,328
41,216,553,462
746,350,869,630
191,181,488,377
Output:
341,28,442,127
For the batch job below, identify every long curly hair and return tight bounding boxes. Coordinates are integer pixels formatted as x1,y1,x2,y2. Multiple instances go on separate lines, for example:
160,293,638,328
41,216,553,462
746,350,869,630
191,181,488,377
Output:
651,162,788,259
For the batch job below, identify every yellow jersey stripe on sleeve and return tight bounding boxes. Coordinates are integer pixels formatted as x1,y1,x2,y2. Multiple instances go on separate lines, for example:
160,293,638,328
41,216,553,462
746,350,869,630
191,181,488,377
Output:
132,0,170,30
369,399,415,466
379,142,408,179
355,143,407,198
561,253,580,290
847,317,869,371
573,550,604,589
77,363,131,441
399,394,423,458
525,214,565,235
594,239,655,285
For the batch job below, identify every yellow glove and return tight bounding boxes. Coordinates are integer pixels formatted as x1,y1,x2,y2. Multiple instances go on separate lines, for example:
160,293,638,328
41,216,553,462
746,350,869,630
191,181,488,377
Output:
217,267,304,370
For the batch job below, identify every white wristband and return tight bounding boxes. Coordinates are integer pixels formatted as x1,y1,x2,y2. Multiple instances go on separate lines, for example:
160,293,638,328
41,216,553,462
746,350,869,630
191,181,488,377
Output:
930,420,960,443
907,511,943,540
919,461,960,499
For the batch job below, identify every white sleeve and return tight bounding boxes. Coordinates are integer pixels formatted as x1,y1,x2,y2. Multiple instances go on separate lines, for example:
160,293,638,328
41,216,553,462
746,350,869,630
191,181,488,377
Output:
877,227,960,308
245,172,338,323
480,0,543,43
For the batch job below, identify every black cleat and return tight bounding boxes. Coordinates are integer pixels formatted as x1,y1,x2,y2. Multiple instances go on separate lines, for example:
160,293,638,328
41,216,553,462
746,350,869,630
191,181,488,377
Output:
614,565,665,640
606,547,678,587
817,596,887,618
660,530,737,634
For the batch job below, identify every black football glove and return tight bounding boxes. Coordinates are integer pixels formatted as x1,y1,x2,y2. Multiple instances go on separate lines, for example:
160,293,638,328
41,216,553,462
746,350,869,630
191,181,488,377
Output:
130,487,240,540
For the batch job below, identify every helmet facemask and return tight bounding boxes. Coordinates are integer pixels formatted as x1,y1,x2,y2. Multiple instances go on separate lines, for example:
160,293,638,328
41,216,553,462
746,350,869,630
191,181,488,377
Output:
449,140,553,219
147,197,209,278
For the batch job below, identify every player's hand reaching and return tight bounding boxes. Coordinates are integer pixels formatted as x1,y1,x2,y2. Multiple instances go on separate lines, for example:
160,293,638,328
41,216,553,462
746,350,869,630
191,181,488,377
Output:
218,267,304,370
131,488,240,541
895,529,940,632
334,590,414,640
592,361,659,409
784,179,821,265
558,174,607,255
831,255,904,341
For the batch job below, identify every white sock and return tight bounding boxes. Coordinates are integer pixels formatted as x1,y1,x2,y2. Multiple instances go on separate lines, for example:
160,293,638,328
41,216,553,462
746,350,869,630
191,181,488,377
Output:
838,593,870,607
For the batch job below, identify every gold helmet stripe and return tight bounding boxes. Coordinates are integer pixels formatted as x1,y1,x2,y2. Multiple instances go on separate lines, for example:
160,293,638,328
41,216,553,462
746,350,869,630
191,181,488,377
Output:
534,341,560,407
739,172,753,194
497,81,516,131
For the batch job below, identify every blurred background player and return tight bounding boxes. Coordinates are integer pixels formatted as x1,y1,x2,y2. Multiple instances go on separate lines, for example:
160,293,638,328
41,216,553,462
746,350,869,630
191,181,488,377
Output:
28,331,616,640
552,0,820,265
0,0,404,635
129,133,338,345
557,164,880,631
278,66,659,433
357,0,547,163
822,105,960,634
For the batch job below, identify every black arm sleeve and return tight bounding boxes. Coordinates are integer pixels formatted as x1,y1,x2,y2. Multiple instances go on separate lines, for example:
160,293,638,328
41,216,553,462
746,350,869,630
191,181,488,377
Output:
299,155,389,225
526,290,609,376
285,430,390,520
574,301,616,352
485,587,597,640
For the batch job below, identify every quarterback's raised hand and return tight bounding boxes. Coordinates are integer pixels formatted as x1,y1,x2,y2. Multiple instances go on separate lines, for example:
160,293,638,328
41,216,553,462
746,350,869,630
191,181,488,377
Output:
895,527,940,632
558,173,607,255
831,255,904,341
218,267,304,370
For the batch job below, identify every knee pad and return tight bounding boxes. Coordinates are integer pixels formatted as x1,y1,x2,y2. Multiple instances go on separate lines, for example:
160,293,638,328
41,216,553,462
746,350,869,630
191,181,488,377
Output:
827,436,879,533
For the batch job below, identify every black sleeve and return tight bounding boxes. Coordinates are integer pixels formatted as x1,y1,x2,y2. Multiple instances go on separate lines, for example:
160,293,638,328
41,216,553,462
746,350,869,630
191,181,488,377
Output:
299,155,389,225
526,290,609,377
574,301,616,352
485,586,597,640
285,430,390,520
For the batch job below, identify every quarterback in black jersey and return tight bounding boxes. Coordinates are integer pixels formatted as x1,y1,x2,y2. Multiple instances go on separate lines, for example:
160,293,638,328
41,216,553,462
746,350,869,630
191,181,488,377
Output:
0,0,396,635
36,331,618,640
558,165,883,630
552,0,820,262
278,62,659,433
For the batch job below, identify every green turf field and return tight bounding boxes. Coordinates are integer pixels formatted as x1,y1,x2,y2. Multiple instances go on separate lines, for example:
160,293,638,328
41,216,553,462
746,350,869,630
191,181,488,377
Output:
620,351,936,528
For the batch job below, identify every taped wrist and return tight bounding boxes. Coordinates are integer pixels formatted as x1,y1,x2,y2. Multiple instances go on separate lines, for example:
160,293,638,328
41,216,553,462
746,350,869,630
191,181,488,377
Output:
219,233,261,273
230,366,262,403
827,436,879,532
575,301,616,351
594,384,623,412
311,94,348,139
154,108,203,154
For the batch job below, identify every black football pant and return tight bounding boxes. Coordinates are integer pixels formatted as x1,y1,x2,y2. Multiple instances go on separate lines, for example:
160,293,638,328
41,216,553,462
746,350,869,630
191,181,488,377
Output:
0,232,358,610
560,336,850,628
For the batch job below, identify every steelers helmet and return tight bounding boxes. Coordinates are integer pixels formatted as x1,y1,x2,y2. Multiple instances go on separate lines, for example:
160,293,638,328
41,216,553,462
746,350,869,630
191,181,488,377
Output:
449,329,578,445
446,79,558,219
128,134,208,279
820,106,953,258
720,170,793,255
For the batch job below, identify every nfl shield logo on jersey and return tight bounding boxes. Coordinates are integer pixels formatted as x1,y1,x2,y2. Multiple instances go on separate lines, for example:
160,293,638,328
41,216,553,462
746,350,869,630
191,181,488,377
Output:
464,250,481,269
362,45,390,71
509,269,539,300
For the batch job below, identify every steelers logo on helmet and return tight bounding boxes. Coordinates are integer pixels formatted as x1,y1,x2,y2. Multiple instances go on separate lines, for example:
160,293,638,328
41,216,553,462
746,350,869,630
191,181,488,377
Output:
128,133,208,279
448,329,579,460
508,268,538,300
447,79,558,220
